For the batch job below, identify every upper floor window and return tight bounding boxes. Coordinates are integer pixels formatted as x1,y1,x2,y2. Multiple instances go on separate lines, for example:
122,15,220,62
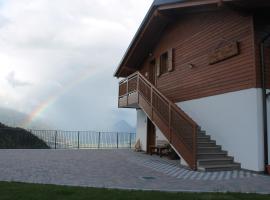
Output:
160,52,168,75
156,48,174,77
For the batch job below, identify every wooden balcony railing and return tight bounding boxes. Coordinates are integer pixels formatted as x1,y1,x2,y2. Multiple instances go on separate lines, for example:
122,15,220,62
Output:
118,72,198,170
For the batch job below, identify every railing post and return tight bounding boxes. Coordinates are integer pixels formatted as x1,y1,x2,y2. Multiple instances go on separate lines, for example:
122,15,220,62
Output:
118,87,120,108
117,132,119,149
137,75,140,103
127,78,129,106
129,133,132,149
150,86,153,119
77,131,80,149
54,130,57,149
98,132,101,149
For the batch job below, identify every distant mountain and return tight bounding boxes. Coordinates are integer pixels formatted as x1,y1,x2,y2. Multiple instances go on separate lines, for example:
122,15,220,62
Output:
110,120,136,133
0,107,52,129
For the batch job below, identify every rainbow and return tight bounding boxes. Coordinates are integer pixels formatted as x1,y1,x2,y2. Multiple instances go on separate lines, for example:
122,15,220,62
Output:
21,67,99,128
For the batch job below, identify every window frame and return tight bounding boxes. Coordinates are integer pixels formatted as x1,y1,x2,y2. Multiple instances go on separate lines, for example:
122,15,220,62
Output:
160,51,169,76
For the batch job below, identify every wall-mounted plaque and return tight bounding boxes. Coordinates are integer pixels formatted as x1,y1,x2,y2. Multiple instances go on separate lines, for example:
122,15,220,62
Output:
208,42,239,65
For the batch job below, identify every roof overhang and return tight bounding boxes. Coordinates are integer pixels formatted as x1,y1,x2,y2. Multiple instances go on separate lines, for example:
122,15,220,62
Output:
114,0,270,78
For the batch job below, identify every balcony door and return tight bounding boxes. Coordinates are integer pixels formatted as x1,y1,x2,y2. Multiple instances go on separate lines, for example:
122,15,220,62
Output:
148,60,156,86
147,118,156,153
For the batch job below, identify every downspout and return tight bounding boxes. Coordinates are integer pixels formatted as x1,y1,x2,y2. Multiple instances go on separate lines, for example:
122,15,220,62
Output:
260,33,270,173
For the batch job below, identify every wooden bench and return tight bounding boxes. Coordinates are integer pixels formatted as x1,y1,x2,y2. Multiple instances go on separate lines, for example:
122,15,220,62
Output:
150,140,169,157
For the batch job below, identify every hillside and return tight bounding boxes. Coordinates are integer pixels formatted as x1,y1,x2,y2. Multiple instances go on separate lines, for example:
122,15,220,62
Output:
0,123,49,149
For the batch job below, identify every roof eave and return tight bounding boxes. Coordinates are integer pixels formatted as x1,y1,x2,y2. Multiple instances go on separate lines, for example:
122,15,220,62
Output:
114,0,185,78
113,3,158,78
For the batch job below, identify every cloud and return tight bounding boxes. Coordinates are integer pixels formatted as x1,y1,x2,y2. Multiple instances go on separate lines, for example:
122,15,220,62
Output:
0,0,153,129
6,71,31,88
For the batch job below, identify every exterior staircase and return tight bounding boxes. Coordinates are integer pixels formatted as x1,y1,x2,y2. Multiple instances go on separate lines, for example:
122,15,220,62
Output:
118,71,241,171
197,130,241,171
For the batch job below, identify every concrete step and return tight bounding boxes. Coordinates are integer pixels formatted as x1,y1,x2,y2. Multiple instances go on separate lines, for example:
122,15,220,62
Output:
197,141,216,147
198,163,241,172
197,157,234,166
197,146,222,153
198,130,206,136
197,151,228,159
197,135,211,142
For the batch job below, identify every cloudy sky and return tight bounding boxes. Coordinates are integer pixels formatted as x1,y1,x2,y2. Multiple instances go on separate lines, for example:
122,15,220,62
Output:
0,0,153,130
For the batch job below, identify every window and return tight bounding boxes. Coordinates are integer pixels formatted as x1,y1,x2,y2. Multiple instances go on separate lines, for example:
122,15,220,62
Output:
156,48,174,77
160,52,168,75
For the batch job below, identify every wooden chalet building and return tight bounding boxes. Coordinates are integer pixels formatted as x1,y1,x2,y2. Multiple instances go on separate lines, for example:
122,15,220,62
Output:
114,0,270,172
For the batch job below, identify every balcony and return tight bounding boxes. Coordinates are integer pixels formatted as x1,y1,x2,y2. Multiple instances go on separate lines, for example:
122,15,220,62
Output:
118,73,140,108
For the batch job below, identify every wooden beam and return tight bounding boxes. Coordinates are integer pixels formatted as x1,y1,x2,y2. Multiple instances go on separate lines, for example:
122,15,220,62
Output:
157,0,235,11
117,66,136,78
155,10,175,23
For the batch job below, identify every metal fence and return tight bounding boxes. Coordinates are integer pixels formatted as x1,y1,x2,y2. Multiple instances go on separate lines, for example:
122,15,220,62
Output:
30,130,136,149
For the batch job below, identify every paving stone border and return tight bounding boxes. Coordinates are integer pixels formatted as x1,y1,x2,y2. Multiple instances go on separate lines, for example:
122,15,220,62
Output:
127,152,258,181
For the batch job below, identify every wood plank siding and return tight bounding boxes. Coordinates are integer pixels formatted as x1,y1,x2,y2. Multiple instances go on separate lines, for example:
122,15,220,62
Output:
139,9,256,102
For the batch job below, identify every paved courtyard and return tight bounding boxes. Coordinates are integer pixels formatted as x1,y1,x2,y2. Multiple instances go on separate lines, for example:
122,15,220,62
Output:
0,149,270,193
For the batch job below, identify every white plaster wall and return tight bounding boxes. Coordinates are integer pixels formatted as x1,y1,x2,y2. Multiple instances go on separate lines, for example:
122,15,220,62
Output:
136,109,148,152
178,88,265,172
155,128,167,142
267,89,270,164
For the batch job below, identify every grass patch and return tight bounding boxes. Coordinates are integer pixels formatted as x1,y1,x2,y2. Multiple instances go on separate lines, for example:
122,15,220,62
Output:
0,182,269,200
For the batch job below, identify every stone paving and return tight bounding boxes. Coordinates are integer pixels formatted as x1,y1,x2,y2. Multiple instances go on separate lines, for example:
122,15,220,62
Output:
0,149,270,193
127,153,257,181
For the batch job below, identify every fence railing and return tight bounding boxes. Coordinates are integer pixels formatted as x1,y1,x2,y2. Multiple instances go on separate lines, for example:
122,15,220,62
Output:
30,130,136,149
0,128,136,150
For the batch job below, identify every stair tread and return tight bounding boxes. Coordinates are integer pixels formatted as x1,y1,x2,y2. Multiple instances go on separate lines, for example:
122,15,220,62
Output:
197,151,227,155
198,157,233,161
198,163,241,169
198,146,221,149
197,141,215,143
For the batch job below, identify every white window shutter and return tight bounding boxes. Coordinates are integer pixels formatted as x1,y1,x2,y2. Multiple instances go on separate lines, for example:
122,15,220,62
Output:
156,57,161,77
168,48,174,72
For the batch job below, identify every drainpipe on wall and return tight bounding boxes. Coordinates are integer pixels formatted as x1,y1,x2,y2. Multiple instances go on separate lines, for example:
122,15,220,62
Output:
260,33,270,173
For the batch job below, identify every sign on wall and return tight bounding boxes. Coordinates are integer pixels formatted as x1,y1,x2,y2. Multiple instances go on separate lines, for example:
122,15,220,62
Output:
208,42,239,65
